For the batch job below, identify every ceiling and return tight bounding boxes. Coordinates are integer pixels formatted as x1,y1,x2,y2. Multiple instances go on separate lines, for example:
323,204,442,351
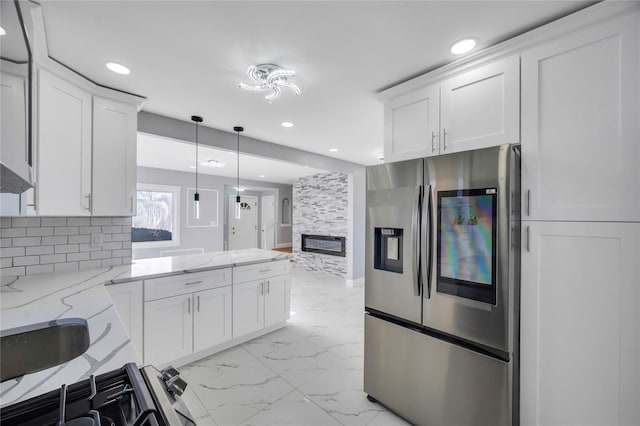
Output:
39,1,594,166
137,132,328,185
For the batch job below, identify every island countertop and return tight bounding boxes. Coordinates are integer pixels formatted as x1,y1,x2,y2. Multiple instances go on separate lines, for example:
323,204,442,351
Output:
0,248,289,407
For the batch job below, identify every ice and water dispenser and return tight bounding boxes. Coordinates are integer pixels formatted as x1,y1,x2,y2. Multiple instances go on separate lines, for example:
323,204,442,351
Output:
373,228,403,273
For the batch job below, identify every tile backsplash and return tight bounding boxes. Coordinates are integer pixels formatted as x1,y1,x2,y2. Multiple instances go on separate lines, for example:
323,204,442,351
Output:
1,216,132,281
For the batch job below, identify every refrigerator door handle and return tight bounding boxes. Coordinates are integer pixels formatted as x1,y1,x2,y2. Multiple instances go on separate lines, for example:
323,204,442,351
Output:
412,185,422,297
425,184,433,298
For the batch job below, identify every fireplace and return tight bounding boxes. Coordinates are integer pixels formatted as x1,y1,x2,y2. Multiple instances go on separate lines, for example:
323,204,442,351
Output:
301,234,346,257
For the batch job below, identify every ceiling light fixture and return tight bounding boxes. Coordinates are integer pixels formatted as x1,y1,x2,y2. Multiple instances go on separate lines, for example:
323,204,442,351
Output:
259,174,265,178
329,148,338,152
281,121,294,128
238,64,300,103
450,38,477,55
191,116,203,219
377,153,384,161
0,27,6,36
201,159,225,168
234,126,244,219
106,62,131,75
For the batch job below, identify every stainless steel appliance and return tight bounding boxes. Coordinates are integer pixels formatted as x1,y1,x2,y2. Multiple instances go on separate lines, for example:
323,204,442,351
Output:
364,144,520,426
0,363,196,425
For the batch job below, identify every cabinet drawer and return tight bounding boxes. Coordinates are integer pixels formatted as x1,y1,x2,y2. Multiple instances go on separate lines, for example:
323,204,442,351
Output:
233,260,290,284
144,268,232,301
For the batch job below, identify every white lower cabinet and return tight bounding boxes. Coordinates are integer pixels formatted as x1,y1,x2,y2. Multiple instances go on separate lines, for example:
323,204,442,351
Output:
520,221,640,426
193,286,232,352
106,281,143,362
144,293,193,366
264,275,289,328
233,280,265,337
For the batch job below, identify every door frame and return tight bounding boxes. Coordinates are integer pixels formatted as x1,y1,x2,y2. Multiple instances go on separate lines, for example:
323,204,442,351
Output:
260,194,276,250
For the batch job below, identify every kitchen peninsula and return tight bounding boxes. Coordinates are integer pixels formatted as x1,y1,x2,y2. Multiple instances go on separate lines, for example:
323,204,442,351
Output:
0,248,290,406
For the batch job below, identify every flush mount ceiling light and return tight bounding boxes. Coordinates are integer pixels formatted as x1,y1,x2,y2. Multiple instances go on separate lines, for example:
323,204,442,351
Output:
450,38,477,55
238,64,300,103
106,62,131,75
281,121,294,128
201,159,225,168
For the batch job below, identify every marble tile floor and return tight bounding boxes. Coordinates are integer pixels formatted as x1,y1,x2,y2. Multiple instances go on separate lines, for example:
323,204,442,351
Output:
178,265,411,426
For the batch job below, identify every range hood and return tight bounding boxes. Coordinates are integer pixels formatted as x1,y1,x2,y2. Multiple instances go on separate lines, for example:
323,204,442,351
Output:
0,161,33,194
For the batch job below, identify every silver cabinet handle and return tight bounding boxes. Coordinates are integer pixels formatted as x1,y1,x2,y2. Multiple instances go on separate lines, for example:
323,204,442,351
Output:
267,280,270,293
260,282,264,295
197,295,200,312
187,297,191,314
431,131,436,153
84,193,92,211
130,195,135,214
526,225,530,252
526,190,531,216
259,269,272,273
185,280,203,286
442,128,447,151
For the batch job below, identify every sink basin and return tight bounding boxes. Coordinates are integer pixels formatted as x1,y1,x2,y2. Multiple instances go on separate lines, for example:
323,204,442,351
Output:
1,318,90,382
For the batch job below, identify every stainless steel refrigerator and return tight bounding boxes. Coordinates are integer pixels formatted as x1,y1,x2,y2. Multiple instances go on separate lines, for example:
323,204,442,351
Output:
364,144,520,425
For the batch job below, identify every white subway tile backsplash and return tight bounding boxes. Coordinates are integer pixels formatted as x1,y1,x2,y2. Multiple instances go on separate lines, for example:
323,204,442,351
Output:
54,227,79,236
13,256,40,266
26,246,54,255
26,264,54,275
12,237,42,247
12,217,40,228
41,218,67,227
54,244,80,254
91,217,112,226
1,216,132,278
68,235,91,244
40,254,67,264
1,228,26,238
27,227,54,237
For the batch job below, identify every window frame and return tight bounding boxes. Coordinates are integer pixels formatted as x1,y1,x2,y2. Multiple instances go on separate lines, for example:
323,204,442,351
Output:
132,183,181,249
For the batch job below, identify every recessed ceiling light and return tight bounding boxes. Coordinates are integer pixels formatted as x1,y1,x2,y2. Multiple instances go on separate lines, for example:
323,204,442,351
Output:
106,62,131,75
234,187,246,192
0,27,6,36
281,121,294,128
377,154,384,161
450,38,477,55
189,165,197,169
258,174,265,178
329,148,338,152
201,159,225,168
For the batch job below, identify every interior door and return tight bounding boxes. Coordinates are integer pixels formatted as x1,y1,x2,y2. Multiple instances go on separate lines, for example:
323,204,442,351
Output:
228,195,258,250
261,195,276,250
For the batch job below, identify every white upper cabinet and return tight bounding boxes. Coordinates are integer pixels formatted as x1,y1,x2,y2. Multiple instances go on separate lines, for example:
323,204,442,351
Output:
440,55,520,154
92,97,137,216
521,13,639,221
384,85,440,162
37,69,92,216
1,70,31,187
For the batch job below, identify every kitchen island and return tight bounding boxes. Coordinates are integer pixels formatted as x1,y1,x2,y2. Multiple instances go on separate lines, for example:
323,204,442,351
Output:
0,248,290,407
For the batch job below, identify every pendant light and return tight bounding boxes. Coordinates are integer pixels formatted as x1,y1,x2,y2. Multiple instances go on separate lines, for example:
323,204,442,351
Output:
233,126,244,219
192,115,203,219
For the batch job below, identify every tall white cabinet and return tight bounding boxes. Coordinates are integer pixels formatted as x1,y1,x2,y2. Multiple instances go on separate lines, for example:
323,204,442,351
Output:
520,9,640,426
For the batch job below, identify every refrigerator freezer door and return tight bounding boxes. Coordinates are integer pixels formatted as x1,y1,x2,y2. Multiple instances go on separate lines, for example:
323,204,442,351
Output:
364,314,512,426
424,144,519,354
366,159,423,324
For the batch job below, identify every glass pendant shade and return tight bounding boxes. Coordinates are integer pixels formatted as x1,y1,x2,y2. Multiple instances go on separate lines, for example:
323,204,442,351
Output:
234,126,244,220
194,192,200,219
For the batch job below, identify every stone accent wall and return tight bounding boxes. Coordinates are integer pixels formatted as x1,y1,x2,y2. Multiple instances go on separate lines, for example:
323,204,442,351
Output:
1,216,132,282
293,172,348,277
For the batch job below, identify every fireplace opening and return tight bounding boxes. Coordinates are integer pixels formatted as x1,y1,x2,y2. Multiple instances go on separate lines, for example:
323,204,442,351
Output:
301,234,346,257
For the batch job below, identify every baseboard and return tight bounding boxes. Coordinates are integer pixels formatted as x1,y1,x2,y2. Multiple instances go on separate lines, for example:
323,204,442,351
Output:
276,242,292,248
346,276,365,288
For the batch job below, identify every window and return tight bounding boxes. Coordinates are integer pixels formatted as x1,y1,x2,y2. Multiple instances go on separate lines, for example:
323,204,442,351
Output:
132,184,180,247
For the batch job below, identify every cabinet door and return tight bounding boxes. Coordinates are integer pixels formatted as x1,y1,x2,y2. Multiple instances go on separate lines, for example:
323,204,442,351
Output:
440,55,519,154
232,280,264,338
521,14,639,221
106,281,143,362
37,69,92,215
264,275,289,328
144,294,193,366
92,97,137,216
1,71,30,186
383,85,439,162
520,222,640,426
193,286,232,352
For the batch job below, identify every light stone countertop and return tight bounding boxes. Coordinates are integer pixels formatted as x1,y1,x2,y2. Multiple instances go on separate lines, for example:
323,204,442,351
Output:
0,248,290,407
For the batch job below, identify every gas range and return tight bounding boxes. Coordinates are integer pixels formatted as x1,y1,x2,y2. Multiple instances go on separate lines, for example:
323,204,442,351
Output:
0,363,194,426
